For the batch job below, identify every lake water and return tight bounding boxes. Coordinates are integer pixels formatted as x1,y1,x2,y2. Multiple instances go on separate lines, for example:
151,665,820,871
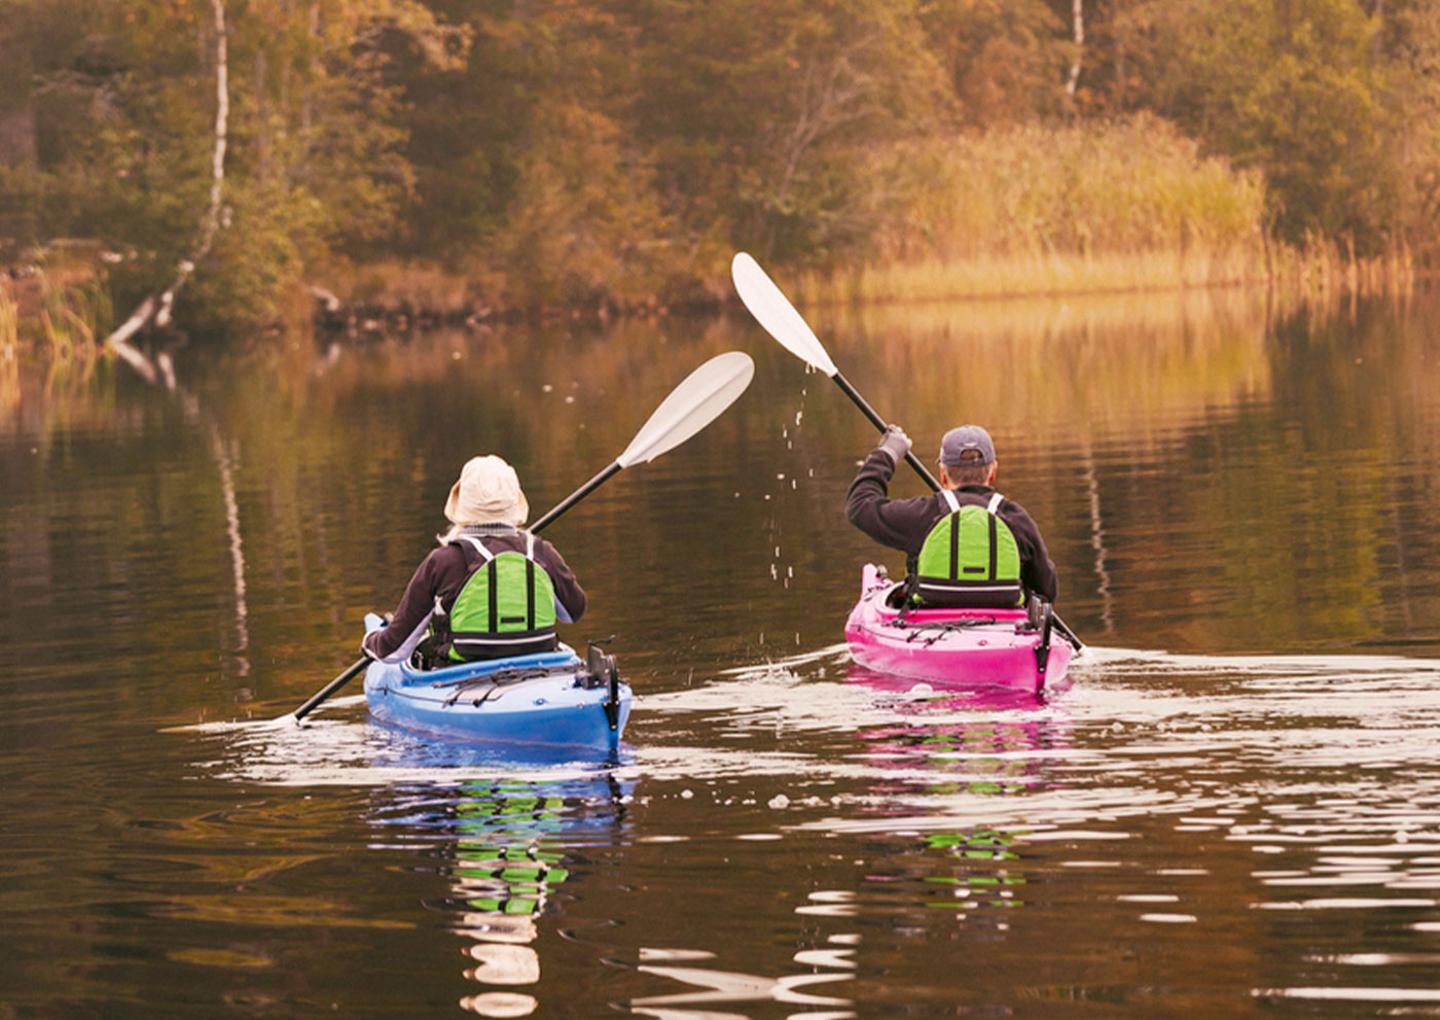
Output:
3,287,1440,1017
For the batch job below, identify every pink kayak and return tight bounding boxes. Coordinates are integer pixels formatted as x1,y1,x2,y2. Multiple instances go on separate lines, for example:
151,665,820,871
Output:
844,565,1075,693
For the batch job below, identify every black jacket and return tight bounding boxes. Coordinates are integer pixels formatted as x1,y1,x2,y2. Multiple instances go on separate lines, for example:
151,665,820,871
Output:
845,449,1058,602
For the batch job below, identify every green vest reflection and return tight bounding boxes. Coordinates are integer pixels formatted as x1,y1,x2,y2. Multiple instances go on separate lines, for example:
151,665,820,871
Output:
449,778,623,1017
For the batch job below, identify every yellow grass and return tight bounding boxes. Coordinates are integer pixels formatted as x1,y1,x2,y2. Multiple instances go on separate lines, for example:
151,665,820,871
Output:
799,248,1264,305
796,116,1413,305
0,279,17,352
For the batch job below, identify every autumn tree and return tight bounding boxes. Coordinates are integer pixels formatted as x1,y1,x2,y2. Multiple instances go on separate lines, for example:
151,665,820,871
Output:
1105,0,1399,248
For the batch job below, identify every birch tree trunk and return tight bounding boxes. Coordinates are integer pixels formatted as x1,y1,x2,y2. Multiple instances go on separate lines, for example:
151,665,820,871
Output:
1065,0,1085,98
106,0,229,364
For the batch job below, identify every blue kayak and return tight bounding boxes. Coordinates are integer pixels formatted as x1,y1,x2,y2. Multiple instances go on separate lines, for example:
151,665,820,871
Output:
362,614,632,749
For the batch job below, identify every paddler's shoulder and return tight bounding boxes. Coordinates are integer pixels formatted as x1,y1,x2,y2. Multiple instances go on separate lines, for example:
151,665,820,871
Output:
418,543,465,571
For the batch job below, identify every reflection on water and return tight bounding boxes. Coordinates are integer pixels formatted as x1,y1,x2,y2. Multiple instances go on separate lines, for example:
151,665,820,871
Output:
5,290,1440,1016
852,694,1051,936
368,771,634,1017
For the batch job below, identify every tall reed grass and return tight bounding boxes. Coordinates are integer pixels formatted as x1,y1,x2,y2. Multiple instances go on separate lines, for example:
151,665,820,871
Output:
38,271,111,365
798,115,1410,304
1,281,18,414
0,279,17,353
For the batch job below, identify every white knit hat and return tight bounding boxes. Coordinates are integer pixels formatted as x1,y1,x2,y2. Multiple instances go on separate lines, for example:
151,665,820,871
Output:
443,455,529,527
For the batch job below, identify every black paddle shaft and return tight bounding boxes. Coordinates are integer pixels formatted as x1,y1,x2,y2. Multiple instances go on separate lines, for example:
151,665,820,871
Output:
529,461,622,534
832,372,941,490
293,655,369,722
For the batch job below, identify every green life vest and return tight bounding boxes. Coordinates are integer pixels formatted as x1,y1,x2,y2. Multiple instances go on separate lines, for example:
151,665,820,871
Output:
444,533,559,661
913,490,1024,608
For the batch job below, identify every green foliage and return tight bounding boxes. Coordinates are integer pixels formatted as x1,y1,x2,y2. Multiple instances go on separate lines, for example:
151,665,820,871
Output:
179,178,320,336
493,98,675,307
2,0,443,337
920,0,1067,125
1,0,1434,329
1380,0,1440,243
1113,0,1401,249
389,0,949,288
628,0,949,265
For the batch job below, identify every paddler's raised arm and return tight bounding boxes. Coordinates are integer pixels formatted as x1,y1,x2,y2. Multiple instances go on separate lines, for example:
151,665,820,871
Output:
845,426,934,556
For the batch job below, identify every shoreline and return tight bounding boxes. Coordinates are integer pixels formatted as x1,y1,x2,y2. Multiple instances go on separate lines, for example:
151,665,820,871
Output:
2,242,1427,357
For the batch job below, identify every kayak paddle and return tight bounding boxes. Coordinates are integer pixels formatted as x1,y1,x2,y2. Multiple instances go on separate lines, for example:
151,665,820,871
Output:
730,252,942,489
291,350,757,723
530,350,756,531
730,251,1085,651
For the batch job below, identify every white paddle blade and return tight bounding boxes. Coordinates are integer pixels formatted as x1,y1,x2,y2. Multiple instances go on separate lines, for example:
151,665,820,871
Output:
730,251,838,377
618,351,756,467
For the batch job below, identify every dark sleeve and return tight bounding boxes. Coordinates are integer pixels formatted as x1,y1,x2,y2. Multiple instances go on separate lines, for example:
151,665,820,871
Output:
536,539,587,622
845,449,937,556
363,549,450,660
1002,504,1059,603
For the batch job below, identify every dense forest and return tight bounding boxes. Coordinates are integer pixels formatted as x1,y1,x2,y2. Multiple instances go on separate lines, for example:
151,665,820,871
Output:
0,0,1437,335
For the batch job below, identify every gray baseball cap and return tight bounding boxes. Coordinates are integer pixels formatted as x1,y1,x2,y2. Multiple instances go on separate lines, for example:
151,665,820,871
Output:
939,425,996,467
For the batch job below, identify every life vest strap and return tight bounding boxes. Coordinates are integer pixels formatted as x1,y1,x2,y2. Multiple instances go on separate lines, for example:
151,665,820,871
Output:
458,534,497,562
